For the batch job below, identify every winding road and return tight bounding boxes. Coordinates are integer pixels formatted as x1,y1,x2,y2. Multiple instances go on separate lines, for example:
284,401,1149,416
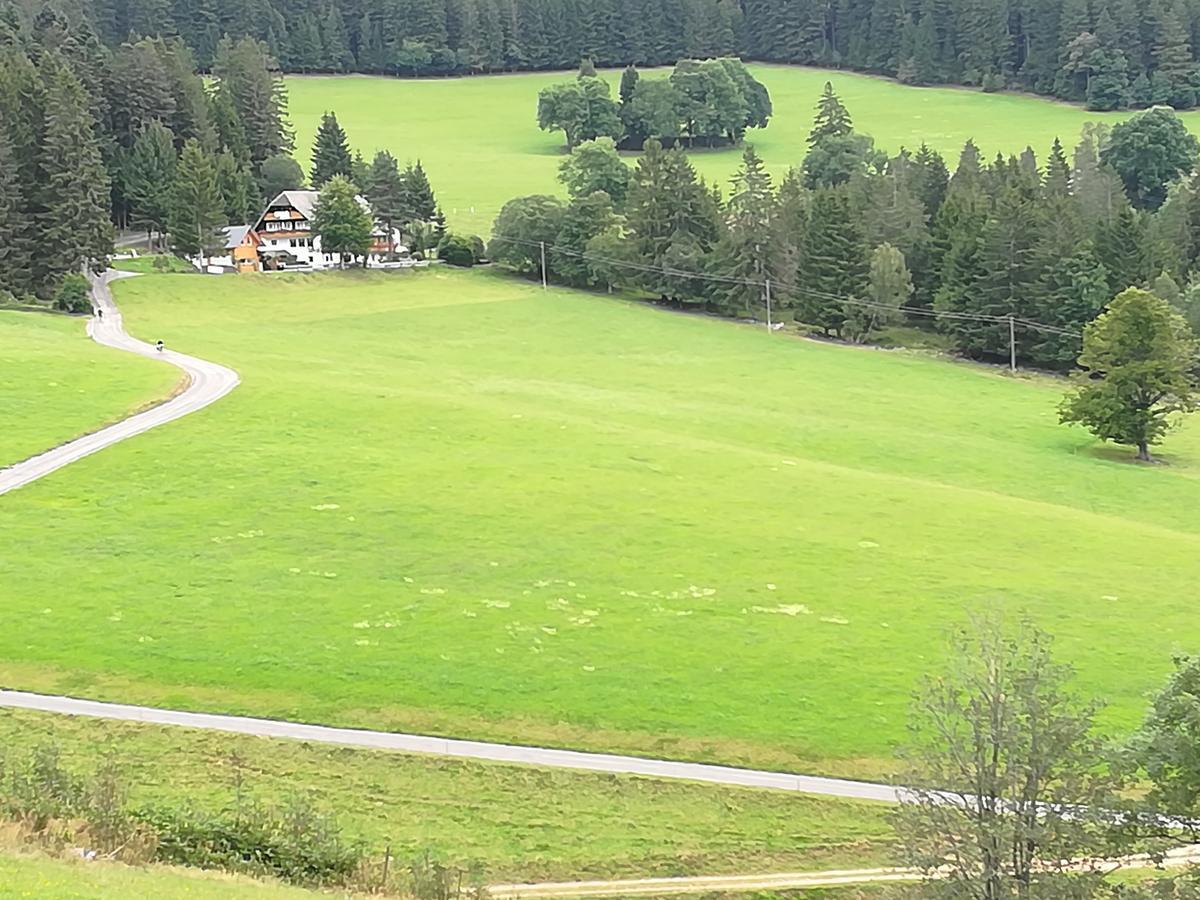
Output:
0,271,239,497
0,273,903,806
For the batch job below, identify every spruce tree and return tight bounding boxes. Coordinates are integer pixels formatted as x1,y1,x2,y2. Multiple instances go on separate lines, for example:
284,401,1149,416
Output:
796,187,868,336
552,190,617,287
1044,137,1072,198
125,121,177,246
364,150,407,252
808,81,853,143
212,36,292,172
1150,2,1196,108
1031,242,1109,368
36,57,112,296
168,138,224,260
215,150,257,224
1096,203,1152,292
310,111,353,188
710,146,778,316
401,160,438,222
0,127,24,297
911,143,949,219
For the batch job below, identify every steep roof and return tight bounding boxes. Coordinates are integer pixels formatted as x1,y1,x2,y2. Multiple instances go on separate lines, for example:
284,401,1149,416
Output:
258,189,375,228
222,225,252,249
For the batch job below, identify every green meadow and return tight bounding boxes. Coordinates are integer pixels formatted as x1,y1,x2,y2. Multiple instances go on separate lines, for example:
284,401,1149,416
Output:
0,311,176,466
0,708,892,879
2,267,1199,778
286,65,1200,233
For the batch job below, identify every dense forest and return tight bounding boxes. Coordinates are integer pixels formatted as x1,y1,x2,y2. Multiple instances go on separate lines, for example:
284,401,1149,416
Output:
490,84,1200,368
5,0,1200,109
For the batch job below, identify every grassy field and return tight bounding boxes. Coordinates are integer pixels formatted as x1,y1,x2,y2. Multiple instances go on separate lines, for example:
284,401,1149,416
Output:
286,65,1200,233
0,851,338,899
2,266,1199,778
0,708,892,879
0,311,177,467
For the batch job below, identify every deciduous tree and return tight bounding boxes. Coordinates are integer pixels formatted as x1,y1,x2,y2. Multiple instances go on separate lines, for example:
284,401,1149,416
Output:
1060,288,1199,460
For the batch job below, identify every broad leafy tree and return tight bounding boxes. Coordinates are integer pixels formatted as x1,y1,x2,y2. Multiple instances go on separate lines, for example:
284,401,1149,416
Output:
312,174,374,266
489,194,566,276
258,154,306,199
558,138,631,208
1060,288,1199,460
1102,107,1200,210
537,76,622,148
896,613,1120,900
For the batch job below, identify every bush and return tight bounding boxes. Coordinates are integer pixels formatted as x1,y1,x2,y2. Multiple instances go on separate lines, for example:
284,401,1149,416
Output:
53,274,91,314
469,235,486,263
438,234,478,268
981,71,1004,93
141,797,362,885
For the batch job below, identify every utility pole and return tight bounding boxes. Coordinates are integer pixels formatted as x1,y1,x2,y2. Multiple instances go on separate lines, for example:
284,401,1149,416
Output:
1008,315,1017,374
539,240,547,290
765,279,772,331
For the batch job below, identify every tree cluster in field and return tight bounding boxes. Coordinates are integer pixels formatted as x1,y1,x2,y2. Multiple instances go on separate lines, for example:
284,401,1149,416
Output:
493,83,1200,373
537,59,770,150
8,0,1200,111
306,110,461,264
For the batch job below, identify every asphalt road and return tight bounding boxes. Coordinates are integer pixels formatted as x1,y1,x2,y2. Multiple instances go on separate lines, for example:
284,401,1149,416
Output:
0,271,239,497
0,689,904,802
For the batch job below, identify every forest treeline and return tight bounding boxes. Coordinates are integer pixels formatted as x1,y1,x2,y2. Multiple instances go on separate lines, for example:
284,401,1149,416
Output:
6,0,1200,110
491,84,1200,369
0,22,302,301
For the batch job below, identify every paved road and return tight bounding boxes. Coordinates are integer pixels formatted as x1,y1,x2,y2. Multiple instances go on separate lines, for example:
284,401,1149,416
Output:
0,271,239,497
0,689,903,802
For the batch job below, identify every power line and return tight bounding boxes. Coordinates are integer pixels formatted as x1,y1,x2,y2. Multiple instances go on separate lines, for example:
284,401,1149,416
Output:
486,235,1084,342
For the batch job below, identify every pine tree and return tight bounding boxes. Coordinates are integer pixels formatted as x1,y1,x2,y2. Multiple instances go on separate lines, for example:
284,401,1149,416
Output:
796,186,868,336
215,150,257,224
1096,203,1152,292
1044,137,1072,197
1150,2,1196,107
36,57,112,296
0,126,24,297
168,138,224,260
911,143,950,218
401,160,438,221
322,4,355,71
1031,242,1109,367
808,81,853,143
310,111,354,187
364,150,407,251
125,121,177,245
848,242,911,341
710,146,778,316
212,36,293,172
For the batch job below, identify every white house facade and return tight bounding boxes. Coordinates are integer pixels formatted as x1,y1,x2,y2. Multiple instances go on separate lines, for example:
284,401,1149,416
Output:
254,190,405,270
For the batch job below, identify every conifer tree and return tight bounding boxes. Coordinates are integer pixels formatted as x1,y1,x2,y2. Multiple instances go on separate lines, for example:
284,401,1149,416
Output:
796,187,868,336
125,121,177,246
36,57,112,295
1096,204,1153,292
1044,137,1072,198
364,150,407,253
710,146,778,316
215,150,257,224
212,36,292,172
310,111,353,188
401,160,438,222
0,127,24,297
168,138,224,260
911,143,949,219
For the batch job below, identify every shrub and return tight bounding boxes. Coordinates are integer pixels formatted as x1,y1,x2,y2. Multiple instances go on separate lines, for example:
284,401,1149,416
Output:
438,234,478,268
53,274,91,314
140,797,362,885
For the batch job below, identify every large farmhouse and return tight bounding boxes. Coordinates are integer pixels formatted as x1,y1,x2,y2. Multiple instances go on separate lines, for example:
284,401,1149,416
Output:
253,190,404,271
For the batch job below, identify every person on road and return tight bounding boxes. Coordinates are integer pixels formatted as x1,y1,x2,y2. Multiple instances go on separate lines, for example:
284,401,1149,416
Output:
95,307,102,320
155,340,164,352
